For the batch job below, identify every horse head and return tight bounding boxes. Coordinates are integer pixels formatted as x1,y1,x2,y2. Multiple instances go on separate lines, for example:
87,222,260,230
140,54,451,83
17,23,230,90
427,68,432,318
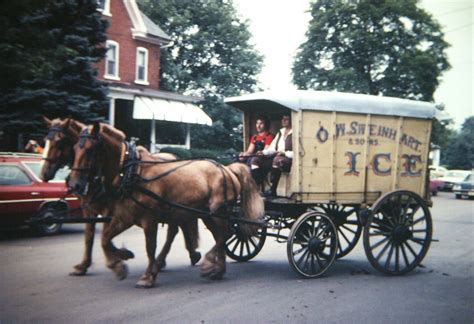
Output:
40,117,84,182
68,122,124,196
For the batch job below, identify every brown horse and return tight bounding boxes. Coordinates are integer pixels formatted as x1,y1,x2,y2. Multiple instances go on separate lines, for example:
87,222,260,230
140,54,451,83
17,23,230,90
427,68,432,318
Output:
67,122,263,287
40,117,200,276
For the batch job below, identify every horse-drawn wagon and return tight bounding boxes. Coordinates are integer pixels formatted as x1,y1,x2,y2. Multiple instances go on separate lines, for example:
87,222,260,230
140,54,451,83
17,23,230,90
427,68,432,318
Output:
37,90,440,286
224,90,439,278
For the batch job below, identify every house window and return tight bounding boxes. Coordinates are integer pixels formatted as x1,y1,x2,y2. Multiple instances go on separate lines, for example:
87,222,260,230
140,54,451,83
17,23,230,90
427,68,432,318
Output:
97,0,111,16
105,40,119,80
135,47,149,85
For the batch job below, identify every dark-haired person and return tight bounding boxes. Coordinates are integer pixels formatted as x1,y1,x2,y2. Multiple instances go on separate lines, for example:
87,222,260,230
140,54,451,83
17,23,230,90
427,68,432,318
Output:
251,114,293,196
239,115,274,162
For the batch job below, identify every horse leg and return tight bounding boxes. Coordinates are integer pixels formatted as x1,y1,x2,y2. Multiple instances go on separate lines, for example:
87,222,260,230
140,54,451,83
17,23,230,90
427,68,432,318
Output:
181,218,201,266
70,222,95,276
155,223,179,271
101,216,134,280
200,217,226,280
136,217,159,288
214,219,228,279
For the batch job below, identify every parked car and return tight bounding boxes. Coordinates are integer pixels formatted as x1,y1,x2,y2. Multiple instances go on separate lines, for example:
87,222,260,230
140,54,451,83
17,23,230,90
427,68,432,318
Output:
0,152,80,235
429,165,448,179
429,178,444,196
437,170,471,191
453,172,474,200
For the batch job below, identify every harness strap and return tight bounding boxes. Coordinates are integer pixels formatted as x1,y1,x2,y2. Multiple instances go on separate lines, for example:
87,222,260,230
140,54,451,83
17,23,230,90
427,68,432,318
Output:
133,185,213,216
136,160,196,183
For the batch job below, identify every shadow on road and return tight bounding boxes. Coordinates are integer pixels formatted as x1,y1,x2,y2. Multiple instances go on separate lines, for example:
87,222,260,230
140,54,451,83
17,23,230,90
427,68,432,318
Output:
0,225,84,241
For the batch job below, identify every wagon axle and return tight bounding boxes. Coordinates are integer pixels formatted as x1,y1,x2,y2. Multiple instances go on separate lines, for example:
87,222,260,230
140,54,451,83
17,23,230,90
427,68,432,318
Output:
308,237,325,254
392,225,413,245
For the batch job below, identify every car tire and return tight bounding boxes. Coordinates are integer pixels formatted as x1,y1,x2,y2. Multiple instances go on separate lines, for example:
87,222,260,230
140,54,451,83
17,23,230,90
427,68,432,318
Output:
455,194,462,200
431,190,438,197
33,204,64,236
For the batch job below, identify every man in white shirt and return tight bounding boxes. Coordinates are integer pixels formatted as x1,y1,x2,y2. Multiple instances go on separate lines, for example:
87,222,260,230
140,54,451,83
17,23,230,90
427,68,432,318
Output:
251,113,293,197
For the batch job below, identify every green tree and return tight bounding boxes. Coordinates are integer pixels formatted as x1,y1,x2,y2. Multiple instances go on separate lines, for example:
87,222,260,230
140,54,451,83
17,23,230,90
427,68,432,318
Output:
0,0,108,151
430,103,454,159
138,0,263,151
443,117,474,169
292,0,450,102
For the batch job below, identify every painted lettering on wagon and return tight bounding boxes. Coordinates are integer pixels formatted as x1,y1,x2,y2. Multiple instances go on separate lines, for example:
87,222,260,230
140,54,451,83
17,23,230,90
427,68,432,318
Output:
318,122,423,152
344,151,422,177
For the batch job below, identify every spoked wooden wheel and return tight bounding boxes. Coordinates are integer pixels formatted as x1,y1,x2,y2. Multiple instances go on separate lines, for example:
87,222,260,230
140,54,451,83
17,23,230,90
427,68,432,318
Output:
287,212,338,278
318,204,362,259
363,190,432,275
225,221,267,262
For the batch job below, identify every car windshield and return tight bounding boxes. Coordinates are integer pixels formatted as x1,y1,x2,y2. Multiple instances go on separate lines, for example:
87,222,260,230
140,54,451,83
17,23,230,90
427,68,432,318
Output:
464,174,473,182
446,171,468,178
23,162,70,182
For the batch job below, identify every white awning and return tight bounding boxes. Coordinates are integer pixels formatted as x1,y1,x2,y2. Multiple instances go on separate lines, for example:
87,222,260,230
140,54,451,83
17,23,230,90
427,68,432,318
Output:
133,96,212,126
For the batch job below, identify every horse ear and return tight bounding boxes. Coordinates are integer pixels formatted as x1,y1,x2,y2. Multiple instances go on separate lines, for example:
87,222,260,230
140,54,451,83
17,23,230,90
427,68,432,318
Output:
91,122,101,136
43,116,52,126
63,118,71,130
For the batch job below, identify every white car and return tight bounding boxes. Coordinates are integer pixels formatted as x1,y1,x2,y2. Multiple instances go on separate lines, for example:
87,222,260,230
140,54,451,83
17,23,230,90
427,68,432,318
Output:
429,165,448,179
453,172,474,199
437,170,471,191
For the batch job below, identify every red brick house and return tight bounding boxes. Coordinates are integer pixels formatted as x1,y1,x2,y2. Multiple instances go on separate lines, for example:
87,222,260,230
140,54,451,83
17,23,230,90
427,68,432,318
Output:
96,0,211,151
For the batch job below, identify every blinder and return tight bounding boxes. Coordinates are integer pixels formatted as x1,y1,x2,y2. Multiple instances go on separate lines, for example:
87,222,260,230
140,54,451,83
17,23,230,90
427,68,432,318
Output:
46,125,65,140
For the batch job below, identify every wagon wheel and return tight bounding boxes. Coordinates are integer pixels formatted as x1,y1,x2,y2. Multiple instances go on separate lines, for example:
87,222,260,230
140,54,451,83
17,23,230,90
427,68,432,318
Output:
225,221,267,262
318,204,362,259
363,190,432,275
287,212,338,278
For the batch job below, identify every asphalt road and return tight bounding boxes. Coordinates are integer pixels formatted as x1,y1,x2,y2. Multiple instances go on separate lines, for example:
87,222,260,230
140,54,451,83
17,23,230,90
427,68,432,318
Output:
0,192,472,323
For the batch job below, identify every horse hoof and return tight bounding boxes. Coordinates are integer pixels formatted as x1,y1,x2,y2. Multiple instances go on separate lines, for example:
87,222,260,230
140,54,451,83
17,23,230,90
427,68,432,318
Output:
112,262,128,280
117,248,135,260
201,268,225,280
69,264,89,276
135,277,155,289
156,260,166,271
190,252,201,266
201,263,224,280
209,271,224,280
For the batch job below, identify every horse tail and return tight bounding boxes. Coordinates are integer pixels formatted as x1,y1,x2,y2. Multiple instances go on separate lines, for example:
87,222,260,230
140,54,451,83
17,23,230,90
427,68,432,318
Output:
227,163,264,237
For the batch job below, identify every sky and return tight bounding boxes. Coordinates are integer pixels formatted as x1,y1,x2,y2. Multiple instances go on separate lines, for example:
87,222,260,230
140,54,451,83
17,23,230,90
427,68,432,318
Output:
234,0,473,129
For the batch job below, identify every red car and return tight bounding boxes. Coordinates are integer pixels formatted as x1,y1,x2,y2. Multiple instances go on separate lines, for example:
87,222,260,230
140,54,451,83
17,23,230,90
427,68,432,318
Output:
430,178,444,196
0,152,80,235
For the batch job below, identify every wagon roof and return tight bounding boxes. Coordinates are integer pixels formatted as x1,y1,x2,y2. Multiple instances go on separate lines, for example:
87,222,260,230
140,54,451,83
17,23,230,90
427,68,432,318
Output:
225,90,444,119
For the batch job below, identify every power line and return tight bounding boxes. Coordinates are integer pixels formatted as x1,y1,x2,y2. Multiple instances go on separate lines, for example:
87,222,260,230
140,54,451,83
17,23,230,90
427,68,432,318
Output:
437,6,473,17
445,23,474,34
